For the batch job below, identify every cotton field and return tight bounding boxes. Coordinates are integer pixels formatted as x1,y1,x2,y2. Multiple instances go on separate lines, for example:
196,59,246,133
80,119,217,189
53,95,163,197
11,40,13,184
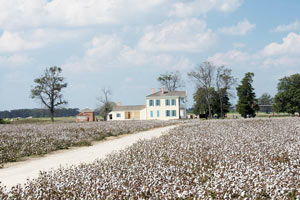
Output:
0,120,179,167
1,118,299,199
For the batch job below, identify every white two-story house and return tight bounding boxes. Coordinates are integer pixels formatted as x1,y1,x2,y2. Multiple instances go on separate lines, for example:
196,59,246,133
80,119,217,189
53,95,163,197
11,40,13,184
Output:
107,88,187,121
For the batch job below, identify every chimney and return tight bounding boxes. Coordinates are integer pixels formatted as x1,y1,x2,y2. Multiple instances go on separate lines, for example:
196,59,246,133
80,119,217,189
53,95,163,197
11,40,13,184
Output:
151,88,155,94
117,101,121,106
161,88,166,94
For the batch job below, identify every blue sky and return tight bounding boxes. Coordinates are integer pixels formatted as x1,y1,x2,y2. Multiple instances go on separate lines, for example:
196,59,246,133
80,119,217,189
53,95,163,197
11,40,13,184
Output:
1,0,300,111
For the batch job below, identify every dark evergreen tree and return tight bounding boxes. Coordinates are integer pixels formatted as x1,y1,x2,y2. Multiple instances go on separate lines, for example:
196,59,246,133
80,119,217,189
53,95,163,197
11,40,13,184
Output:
236,72,259,118
211,90,231,118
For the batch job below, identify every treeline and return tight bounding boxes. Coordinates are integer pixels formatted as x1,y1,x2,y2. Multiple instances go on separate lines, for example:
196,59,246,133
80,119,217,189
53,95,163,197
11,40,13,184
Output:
0,108,79,119
159,62,300,118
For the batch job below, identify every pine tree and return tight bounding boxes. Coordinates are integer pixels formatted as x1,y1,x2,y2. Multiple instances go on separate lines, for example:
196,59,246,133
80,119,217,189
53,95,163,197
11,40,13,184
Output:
236,72,259,118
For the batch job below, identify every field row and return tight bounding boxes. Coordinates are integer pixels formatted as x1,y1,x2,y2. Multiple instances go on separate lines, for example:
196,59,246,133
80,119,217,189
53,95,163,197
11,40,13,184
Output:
0,120,180,167
1,118,299,199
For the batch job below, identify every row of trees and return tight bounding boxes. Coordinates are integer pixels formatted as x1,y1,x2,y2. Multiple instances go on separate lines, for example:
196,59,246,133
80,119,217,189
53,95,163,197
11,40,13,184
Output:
157,63,236,118
0,108,79,119
188,62,237,118
21,64,300,122
157,62,300,118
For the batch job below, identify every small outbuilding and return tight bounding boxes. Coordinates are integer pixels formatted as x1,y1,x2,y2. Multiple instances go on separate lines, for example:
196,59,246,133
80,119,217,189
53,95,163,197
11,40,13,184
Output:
108,105,146,121
76,108,95,122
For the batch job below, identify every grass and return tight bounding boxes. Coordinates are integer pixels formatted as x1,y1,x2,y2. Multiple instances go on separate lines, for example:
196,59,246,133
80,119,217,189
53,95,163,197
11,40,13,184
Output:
227,112,295,119
8,117,76,124
8,115,104,124
186,111,295,119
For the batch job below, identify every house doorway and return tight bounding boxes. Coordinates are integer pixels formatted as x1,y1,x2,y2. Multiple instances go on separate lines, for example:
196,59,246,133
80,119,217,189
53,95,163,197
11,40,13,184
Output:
125,112,131,119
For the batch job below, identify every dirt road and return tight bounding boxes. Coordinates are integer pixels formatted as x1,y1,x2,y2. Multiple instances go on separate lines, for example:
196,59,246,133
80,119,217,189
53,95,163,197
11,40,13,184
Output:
0,125,176,189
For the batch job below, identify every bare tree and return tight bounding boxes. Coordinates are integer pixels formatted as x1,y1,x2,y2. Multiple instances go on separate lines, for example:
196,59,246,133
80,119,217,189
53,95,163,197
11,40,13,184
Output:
31,66,68,122
188,62,215,118
216,66,237,118
157,71,184,91
97,87,114,121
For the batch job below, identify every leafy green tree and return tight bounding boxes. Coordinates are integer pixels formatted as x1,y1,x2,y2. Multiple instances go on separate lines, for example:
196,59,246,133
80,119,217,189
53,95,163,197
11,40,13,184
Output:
273,74,300,115
193,87,210,117
211,89,231,117
97,87,115,121
193,87,231,118
31,66,68,122
216,66,237,118
258,93,272,105
236,72,259,118
188,62,215,118
100,102,116,120
157,71,184,91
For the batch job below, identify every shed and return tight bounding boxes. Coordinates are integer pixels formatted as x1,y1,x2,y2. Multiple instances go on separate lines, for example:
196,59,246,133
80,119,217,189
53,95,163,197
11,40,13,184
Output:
76,108,95,122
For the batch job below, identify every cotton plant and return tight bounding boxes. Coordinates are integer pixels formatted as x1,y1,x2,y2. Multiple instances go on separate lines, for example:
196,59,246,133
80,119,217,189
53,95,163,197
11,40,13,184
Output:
0,120,180,167
1,118,299,199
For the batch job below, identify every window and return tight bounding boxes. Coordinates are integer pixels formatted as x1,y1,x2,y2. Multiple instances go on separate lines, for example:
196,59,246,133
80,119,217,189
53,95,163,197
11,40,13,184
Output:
166,110,170,117
156,100,160,106
165,99,170,106
171,99,176,106
150,110,153,118
149,100,154,106
157,110,160,117
172,110,176,117
180,97,186,103
116,113,121,118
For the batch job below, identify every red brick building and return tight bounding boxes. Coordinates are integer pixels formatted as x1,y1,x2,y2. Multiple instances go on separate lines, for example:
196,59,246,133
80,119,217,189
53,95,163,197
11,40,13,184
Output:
76,108,95,122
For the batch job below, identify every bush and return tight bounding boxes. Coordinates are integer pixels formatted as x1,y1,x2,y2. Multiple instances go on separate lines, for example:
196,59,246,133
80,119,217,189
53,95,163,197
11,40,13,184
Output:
0,119,9,124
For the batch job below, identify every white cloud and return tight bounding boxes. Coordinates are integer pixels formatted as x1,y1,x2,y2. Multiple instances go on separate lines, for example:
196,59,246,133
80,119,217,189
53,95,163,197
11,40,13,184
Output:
63,34,193,73
261,32,300,67
209,32,300,68
262,32,300,56
217,0,243,13
169,0,243,18
0,54,31,66
0,0,244,29
0,31,40,52
272,20,300,32
233,42,245,49
138,18,217,52
263,56,300,67
0,29,84,53
219,19,256,35
0,0,48,29
0,0,170,29
207,50,252,66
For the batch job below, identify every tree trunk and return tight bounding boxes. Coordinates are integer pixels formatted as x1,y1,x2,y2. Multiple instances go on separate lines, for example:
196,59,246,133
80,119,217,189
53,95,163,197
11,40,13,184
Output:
208,104,212,118
206,93,212,119
50,108,54,122
219,97,223,118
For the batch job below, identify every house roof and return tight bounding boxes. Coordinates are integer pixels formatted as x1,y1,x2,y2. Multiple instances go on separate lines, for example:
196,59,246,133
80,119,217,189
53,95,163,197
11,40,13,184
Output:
80,108,94,113
112,105,146,112
76,113,89,117
146,90,186,98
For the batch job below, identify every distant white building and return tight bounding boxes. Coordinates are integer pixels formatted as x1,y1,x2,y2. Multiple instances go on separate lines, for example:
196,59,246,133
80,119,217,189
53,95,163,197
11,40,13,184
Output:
108,88,187,121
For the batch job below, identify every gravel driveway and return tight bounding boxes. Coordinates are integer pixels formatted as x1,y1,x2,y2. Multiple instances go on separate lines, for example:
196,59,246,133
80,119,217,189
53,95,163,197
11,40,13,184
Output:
0,125,176,189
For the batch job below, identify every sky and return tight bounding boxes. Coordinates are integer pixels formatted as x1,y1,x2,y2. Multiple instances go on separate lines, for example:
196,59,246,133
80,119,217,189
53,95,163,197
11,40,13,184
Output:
1,0,300,111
